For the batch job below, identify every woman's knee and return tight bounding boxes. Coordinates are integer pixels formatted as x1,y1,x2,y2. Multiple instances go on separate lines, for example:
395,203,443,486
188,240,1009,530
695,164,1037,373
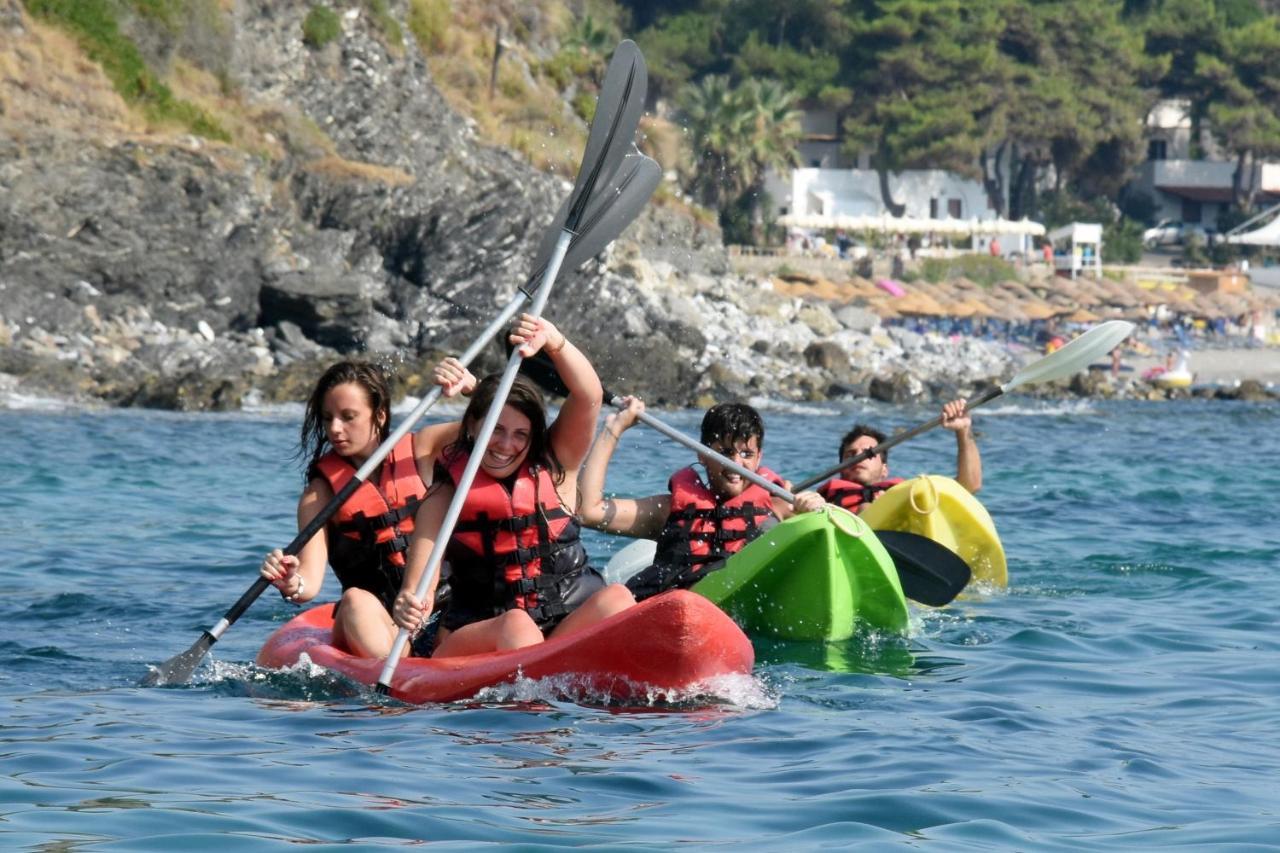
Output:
497,609,542,642
597,583,636,612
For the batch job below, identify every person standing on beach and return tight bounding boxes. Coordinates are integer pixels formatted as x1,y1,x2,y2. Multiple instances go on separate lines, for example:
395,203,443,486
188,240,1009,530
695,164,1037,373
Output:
816,399,982,513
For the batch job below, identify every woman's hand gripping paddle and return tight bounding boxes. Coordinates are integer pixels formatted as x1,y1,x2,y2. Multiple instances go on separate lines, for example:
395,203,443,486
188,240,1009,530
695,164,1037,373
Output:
143,41,655,688
373,41,652,695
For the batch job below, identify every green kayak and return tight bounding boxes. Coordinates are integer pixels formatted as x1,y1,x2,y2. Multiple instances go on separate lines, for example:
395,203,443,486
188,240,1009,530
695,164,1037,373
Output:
691,506,909,641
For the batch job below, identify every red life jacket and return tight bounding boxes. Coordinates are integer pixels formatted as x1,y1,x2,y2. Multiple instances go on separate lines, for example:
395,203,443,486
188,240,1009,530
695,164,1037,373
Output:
313,434,427,609
817,477,904,513
653,465,784,575
443,451,587,623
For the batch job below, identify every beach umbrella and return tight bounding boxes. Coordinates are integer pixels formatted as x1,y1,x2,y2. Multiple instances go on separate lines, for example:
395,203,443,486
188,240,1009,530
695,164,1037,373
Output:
964,298,1000,317
1066,308,1102,323
867,297,901,319
1021,301,1058,321
943,299,977,318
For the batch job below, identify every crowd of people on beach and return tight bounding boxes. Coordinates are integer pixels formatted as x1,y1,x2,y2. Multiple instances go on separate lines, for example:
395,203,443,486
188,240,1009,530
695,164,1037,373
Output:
259,315,982,662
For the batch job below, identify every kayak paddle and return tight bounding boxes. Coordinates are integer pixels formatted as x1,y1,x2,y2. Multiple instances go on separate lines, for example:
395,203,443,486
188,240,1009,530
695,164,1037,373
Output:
518,352,973,607
375,40,651,694
143,41,653,688
794,320,1136,491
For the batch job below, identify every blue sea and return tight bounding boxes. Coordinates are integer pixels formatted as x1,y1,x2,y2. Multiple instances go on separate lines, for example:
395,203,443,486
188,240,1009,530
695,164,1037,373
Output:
2,392,1278,849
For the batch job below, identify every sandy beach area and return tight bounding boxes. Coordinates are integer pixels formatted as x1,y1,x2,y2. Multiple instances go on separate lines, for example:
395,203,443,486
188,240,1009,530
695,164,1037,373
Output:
1123,346,1280,386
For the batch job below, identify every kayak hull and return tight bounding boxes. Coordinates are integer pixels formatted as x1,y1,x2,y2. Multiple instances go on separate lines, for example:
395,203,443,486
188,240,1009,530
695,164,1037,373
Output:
692,507,909,641
858,474,1007,587
256,590,754,704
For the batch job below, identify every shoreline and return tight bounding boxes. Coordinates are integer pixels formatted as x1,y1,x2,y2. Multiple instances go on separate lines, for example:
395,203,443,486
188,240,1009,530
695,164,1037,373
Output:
1120,345,1280,387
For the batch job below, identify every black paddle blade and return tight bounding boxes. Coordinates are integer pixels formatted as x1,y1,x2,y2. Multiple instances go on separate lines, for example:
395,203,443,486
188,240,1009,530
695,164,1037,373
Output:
140,632,215,686
564,40,647,230
875,530,972,607
529,149,660,281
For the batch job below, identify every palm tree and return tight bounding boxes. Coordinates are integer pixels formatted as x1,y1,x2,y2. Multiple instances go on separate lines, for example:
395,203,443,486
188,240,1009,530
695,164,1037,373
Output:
679,74,801,242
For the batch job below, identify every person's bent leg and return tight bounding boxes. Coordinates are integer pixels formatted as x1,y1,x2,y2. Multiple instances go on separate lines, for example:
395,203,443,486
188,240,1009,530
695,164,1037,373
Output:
549,583,635,640
332,588,401,658
431,609,543,657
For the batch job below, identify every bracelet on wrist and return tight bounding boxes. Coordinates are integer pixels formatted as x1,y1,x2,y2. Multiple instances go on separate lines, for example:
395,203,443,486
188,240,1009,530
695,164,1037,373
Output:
286,575,305,603
544,333,567,355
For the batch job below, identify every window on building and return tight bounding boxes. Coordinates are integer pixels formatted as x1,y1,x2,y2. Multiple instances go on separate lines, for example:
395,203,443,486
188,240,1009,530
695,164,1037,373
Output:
1181,198,1201,223
810,158,821,168
930,198,939,218
1148,139,1168,161
948,199,962,219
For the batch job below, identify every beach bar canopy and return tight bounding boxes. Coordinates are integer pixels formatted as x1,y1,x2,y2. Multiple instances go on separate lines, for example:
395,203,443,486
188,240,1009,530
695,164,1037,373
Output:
779,212,1045,237
1047,222,1103,279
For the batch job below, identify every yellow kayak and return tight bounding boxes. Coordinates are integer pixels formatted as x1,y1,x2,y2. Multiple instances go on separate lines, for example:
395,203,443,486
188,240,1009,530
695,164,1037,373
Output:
858,475,1008,587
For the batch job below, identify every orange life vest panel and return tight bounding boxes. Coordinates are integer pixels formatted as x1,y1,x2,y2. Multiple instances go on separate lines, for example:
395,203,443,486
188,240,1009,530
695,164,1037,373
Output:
443,452,586,621
817,477,903,513
313,434,427,609
653,465,784,574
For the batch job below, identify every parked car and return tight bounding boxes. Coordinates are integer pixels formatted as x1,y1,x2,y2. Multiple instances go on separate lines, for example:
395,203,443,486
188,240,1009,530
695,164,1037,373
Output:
1143,220,1217,248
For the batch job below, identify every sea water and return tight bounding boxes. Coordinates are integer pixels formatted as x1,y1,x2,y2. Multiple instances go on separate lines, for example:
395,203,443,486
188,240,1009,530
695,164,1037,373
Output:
2,396,1278,849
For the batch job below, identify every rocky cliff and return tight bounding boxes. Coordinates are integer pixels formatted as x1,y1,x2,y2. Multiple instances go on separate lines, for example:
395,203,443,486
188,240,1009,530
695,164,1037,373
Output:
0,0,1014,411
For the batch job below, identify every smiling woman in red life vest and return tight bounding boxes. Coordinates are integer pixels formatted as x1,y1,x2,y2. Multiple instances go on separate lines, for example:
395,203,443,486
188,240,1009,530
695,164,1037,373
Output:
391,314,635,658
259,358,473,659
578,399,827,601
817,398,983,513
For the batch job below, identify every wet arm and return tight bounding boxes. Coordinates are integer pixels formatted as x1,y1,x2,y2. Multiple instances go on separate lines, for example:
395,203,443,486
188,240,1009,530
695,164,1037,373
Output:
578,418,669,538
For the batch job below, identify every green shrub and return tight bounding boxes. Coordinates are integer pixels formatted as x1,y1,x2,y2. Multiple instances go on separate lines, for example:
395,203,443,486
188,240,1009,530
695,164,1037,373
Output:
571,90,596,123
919,254,1015,287
1103,218,1144,264
407,0,450,53
26,0,230,141
302,6,341,49
365,0,403,50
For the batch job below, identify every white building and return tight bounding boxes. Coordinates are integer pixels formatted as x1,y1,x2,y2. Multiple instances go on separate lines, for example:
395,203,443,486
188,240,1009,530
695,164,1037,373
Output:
767,108,1012,233
1130,98,1280,228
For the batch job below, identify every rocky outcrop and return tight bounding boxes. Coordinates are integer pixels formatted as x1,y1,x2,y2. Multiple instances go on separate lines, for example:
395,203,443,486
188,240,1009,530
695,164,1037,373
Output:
0,1,1077,410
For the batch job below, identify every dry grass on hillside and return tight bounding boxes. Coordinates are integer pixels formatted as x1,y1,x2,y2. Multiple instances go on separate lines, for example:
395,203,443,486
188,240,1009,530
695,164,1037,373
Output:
302,155,415,187
2,8,408,187
0,15,138,138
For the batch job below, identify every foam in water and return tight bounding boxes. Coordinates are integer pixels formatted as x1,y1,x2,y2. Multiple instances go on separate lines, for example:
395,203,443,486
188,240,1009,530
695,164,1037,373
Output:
746,396,844,417
470,668,777,711
0,389,84,412
981,399,1098,417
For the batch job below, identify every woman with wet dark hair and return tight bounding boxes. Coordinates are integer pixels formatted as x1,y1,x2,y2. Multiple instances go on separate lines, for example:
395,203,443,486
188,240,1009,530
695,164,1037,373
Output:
393,314,635,657
259,357,475,659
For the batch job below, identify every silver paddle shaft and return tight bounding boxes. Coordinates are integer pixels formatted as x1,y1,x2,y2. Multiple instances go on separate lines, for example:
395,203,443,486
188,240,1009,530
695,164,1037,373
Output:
376,231,572,690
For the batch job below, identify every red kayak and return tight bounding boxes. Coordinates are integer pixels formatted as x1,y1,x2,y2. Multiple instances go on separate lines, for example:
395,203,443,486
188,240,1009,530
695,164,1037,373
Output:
257,590,755,704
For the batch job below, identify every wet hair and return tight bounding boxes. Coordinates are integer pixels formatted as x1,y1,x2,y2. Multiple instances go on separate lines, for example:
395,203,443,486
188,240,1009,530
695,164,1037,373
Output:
700,402,765,449
839,424,889,462
444,373,564,484
299,360,392,480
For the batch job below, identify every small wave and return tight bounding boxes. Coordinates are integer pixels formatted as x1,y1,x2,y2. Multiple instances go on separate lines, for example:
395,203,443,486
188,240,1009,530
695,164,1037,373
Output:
470,669,776,710
745,397,843,417
980,399,1099,417
0,390,87,412
197,655,368,702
